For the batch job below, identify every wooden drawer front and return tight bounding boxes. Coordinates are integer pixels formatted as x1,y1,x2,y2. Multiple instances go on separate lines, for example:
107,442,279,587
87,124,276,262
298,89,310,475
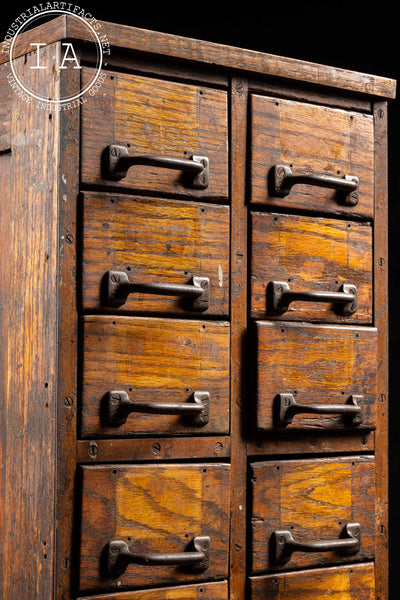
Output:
254,321,377,432
79,464,230,593
250,95,374,218
250,456,375,573
249,563,375,600
81,193,229,316
251,212,372,323
81,69,229,200
80,316,230,437
77,580,228,600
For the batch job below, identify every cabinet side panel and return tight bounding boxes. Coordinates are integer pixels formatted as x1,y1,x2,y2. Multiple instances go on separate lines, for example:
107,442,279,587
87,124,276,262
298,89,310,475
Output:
0,47,60,598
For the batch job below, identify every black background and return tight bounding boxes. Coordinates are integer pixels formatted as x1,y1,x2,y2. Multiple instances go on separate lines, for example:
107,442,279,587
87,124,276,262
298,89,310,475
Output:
1,1,399,596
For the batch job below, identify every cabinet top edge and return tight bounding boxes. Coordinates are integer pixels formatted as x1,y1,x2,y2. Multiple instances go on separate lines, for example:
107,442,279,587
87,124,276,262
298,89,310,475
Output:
0,15,396,99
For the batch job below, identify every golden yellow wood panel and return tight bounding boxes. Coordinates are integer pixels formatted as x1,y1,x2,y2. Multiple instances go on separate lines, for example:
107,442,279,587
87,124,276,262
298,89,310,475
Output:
250,95,374,218
80,316,230,437
79,464,230,593
250,457,375,573
80,69,229,200
251,212,372,323
81,193,229,316
253,321,377,432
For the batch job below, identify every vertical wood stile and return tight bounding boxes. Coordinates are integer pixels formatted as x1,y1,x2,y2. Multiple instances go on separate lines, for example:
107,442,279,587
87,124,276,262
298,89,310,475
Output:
56,64,80,599
373,100,389,600
229,76,248,600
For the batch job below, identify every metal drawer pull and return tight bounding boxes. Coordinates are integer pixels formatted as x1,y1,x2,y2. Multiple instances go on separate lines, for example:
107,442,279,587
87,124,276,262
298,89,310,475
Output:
103,270,210,311
271,523,360,565
275,393,363,427
267,281,357,315
103,144,209,188
270,164,359,206
104,535,210,578
103,390,210,427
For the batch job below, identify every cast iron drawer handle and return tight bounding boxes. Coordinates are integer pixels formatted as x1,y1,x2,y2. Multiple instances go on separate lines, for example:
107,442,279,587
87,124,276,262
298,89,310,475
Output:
271,523,360,565
275,393,363,427
103,535,210,578
267,281,357,315
103,270,210,311
102,144,209,188
103,390,210,427
270,164,359,206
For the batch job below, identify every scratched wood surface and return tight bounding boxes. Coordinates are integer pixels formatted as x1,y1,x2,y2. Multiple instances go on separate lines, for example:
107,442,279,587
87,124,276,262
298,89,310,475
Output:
79,464,230,593
250,456,375,573
250,212,372,323
81,193,229,316
250,95,374,218
249,563,375,600
80,316,230,437
80,69,229,200
0,47,60,598
77,580,228,600
253,321,377,432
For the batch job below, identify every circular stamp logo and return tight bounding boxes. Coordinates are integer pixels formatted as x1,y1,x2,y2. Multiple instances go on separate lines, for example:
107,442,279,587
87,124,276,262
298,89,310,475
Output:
2,4,110,109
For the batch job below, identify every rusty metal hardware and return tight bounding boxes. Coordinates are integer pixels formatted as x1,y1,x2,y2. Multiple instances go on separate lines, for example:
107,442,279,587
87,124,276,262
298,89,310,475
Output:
267,281,357,316
275,393,363,427
270,164,359,206
102,144,209,188
103,390,210,427
103,270,210,311
271,523,360,565
103,535,210,578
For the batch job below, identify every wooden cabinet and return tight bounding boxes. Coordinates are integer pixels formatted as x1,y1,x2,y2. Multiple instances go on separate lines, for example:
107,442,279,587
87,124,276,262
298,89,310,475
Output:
0,15,394,600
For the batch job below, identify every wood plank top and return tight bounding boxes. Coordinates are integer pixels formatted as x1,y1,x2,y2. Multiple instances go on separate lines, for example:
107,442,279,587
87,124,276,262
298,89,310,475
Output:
0,15,396,98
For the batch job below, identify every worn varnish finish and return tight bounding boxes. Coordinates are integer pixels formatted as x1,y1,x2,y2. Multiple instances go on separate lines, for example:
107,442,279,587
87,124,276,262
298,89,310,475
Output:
249,563,375,600
80,69,229,199
0,46,60,599
250,212,373,322
250,96,374,218
250,457,375,572
81,193,229,315
77,580,228,600
80,316,230,437
0,17,392,600
79,464,230,593
253,322,377,431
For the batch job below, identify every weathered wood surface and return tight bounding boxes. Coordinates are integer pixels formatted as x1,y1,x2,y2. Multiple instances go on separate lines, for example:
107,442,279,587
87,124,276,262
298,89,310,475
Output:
249,563,375,600
80,69,228,199
81,193,229,315
247,431,374,456
77,437,231,463
253,321,377,431
250,456,375,572
1,16,396,97
81,316,230,437
79,464,230,593
250,95,375,218
0,46,60,598
77,580,228,600
250,212,373,323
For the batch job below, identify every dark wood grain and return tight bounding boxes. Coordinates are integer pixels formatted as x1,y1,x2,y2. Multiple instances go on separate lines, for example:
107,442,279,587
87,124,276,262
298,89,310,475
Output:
0,45,59,598
77,580,228,600
373,100,389,599
250,563,375,600
250,212,373,323
81,316,230,437
250,456,375,573
80,69,229,199
250,95,375,217
253,321,377,431
79,463,230,593
81,193,229,316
